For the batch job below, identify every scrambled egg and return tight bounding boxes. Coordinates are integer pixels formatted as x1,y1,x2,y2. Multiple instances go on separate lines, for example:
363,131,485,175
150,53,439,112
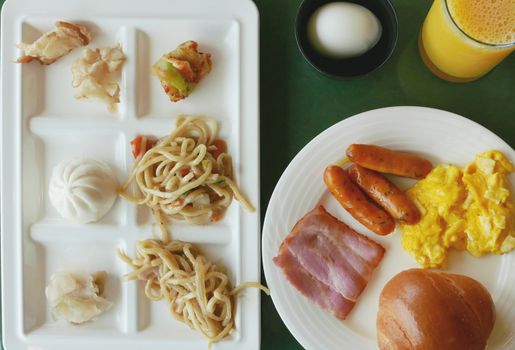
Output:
400,151,515,268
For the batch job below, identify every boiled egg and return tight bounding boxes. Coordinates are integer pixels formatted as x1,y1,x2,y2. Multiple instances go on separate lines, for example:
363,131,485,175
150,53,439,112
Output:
307,2,382,59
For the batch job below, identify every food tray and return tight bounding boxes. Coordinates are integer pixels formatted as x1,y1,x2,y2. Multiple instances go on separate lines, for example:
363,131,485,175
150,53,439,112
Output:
0,0,260,349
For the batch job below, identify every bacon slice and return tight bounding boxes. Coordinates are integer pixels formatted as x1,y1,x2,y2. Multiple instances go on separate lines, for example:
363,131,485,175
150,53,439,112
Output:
274,247,355,319
273,206,385,319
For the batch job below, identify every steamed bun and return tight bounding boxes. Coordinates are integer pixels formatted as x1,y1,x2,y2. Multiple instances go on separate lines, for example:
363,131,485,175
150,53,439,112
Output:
48,157,118,223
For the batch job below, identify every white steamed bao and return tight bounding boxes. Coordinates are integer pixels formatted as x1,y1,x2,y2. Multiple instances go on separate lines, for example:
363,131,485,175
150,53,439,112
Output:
48,157,118,223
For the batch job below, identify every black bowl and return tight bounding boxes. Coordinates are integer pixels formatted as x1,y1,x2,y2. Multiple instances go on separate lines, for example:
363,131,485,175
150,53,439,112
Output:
295,0,398,79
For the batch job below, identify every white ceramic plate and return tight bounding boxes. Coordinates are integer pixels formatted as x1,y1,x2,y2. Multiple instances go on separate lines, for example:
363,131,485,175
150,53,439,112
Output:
1,1,260,349
262,106,515,350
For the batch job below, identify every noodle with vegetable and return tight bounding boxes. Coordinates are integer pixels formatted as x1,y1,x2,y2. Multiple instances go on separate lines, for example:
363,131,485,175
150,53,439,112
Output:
117,226,268,347
119,115,254,224
117,115,268,347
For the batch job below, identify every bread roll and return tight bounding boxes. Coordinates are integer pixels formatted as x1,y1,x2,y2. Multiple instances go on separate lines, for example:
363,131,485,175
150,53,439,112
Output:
377,269,495,350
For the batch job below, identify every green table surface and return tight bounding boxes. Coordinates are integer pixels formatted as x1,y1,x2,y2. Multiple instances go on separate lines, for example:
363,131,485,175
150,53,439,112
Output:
1,0,514,349
256,0,514,349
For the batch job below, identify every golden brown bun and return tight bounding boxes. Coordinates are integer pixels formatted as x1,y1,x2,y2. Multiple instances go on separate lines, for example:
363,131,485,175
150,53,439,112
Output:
377,269,495,350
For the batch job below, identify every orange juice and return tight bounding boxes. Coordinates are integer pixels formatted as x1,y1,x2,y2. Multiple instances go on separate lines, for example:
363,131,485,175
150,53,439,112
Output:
419,0,515,82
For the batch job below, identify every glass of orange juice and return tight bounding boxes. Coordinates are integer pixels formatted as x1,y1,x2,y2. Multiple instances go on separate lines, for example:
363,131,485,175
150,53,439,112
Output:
419,0,514,82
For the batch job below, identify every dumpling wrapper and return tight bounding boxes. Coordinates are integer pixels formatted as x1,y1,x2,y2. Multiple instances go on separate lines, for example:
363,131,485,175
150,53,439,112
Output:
45,271,112,324
71,45,125,112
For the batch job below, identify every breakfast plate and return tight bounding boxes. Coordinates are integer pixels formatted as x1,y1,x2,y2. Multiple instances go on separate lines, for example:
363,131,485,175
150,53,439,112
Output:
1,0,260,349
262,106,515,350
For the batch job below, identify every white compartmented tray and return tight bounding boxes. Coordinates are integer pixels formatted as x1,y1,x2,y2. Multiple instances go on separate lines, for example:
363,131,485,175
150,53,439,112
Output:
0,0,260,349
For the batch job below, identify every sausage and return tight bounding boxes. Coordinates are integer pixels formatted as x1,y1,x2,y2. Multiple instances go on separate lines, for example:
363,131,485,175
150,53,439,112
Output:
346,144,433,179
323,165,395,236
347,164,421,225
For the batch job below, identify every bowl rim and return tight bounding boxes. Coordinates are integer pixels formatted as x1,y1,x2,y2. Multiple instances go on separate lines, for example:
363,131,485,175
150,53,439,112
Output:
294,0,399,79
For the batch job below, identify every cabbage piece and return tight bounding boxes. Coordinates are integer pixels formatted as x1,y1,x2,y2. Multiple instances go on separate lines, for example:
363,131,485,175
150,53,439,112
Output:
45,271,112,324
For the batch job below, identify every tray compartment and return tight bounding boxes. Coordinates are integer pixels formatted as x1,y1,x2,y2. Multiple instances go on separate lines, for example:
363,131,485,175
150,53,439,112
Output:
124,113,242,235
133,19,240,119
19,18,134,120
23,237,128,335
128,241,241,340
25,127,128,226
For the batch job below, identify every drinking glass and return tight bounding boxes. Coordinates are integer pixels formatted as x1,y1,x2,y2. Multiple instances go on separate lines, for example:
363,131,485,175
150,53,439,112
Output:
419,0,515,82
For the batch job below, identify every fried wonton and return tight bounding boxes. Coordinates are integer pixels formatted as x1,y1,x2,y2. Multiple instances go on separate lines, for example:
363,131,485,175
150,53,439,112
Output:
17,21,91,65
151,41,212,102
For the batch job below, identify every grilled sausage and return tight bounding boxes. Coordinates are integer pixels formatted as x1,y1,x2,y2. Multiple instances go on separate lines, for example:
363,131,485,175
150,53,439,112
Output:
323,165,395,236
346,144,433,179
347,164,420,225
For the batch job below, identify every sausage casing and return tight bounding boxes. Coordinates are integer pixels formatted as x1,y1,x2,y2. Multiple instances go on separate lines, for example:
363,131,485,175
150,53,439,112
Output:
347,164,420,225
323,165,395,236
346,144,433,179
